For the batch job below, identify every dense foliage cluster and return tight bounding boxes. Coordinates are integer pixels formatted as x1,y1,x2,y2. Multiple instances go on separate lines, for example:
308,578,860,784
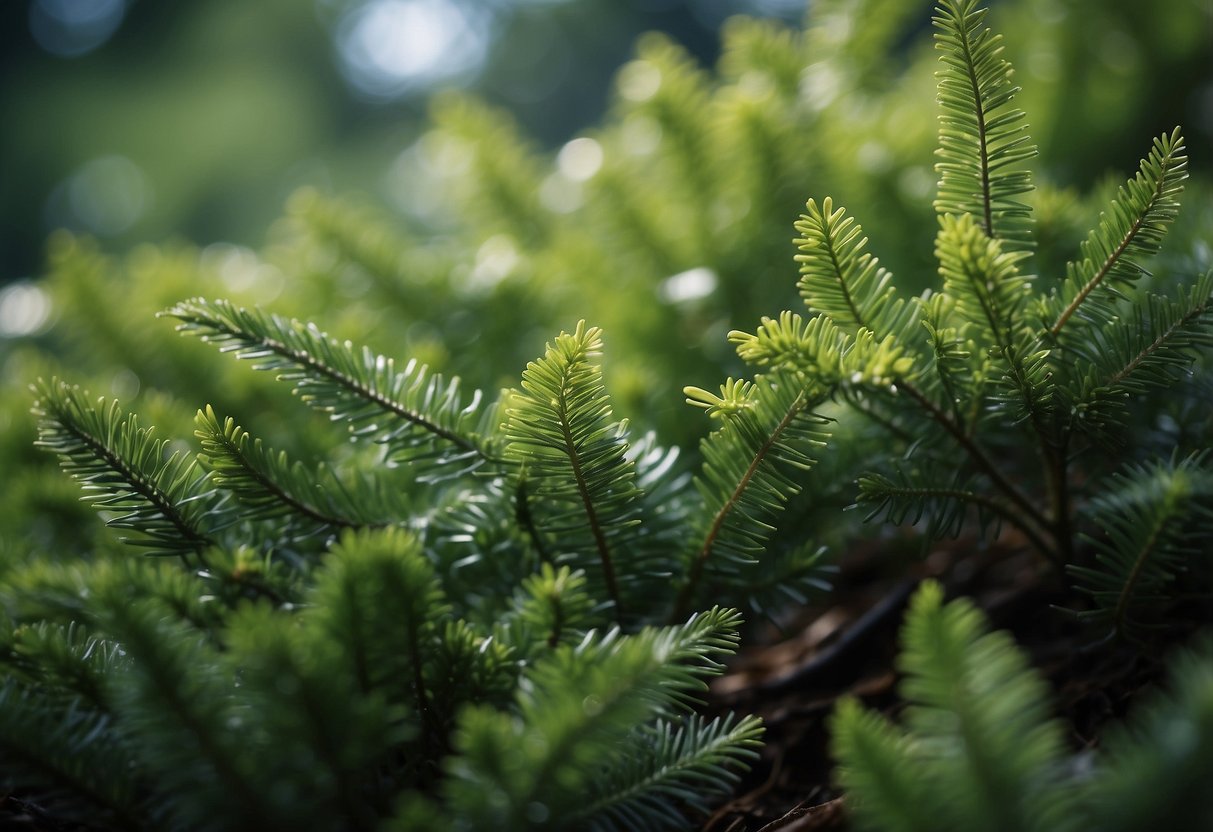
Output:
1,0,1210,829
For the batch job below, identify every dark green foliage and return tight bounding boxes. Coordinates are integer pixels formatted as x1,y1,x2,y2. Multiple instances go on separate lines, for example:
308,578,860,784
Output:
1045,129,1189,342
833,583,1069,832
31,379,219,559
2,0,1212,829
1081,638,1213,832
194,405,399,533
735,0,1212,637
11,307,803,828
1068,453,1213,641
167,297,498,478
833,583,1213,831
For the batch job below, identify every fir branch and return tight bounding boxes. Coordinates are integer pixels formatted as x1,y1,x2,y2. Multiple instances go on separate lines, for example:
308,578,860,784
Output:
1068,454,1213,641
934,213,1052,435
223,604,394,829
164,298,497,477
577,714,765,832
1080,638,1213,831
858,469,1035,548
933,0,1036,248
31,379,219,559
195,405,394,532
1048,128,1187,339
306,528,450,755
503,321,643,622
511,564,594,653
919,291,980,433
5,621,124,712
675,375,828,620
893,379,1054,559
0,681,143,831
794,197,919,342
834,582,1071,832
729,310,911,386
103,597,271,831
445,607,750,829
832,697,938,832
1069,271,1213,440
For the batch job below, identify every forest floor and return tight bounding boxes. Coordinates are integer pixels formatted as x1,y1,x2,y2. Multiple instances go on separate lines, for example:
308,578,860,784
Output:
699,537,1173,831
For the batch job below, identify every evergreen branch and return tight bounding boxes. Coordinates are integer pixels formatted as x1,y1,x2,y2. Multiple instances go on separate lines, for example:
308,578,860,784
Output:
1048,128,1187,339
31,379,219,559
935,214,1053,436
164,298,496,477
675,375,828,621
936,213,1032,352
577,714,765,832
446,608,748,829
194,405,393,532
1068,454,1213,641
729,311,912,387
1069,271,1213,439
1080,638,1213,832
511,564,594,653
513,472,554,565
307,528,450,755
832,698,938,832
794,197,919,342
933,0,1036,248
0,681,143,831
858,469,1049,552
103,597,272,830
919,291,979,433
833,583,1071,832
894,379,1053,556
4,621,125,712
739,541,832,625
223,604,394,829
503,321,643,622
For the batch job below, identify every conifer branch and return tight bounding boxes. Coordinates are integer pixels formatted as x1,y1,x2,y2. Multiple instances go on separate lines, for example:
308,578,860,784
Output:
1048,128,1187,339
194,406,392,532
933,0,1036,249
894,378,1055,562
504,322,642,623
674,382,815,622
165,299,495,473
858,473,1052,556
32,380,218,560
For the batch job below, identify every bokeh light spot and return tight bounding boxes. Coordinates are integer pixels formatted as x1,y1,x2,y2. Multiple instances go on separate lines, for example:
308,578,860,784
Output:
660,267,718,304
29,0,126,58
556,137,603,182
0,282,53,338
617,60,662,102
53,155,152,237
336,0,490,98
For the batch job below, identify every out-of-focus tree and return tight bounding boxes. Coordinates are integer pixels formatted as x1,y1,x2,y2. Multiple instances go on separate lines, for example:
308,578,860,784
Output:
2,0,1208,286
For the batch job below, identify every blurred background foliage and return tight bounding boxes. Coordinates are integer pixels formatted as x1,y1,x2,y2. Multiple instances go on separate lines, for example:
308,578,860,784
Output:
0,0,1210,561
1,0,806,281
